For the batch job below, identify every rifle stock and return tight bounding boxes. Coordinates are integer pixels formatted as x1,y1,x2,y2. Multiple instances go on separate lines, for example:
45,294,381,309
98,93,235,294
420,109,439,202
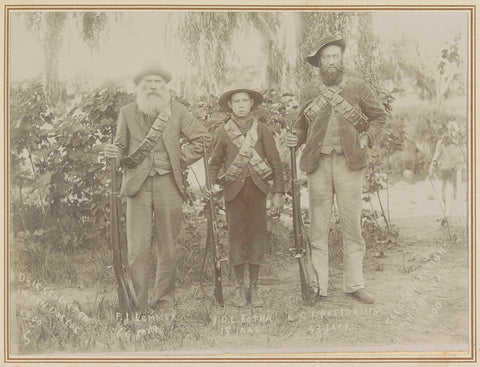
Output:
289,129,319,306
201,139,224,307
110,158,139,317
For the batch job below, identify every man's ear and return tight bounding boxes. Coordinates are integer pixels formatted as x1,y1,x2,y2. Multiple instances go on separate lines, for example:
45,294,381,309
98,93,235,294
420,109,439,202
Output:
228,100,233,110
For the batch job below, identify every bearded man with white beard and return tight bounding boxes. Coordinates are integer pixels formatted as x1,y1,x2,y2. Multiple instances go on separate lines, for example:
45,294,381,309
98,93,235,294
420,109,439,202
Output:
285,36,387,304
104,64,211,313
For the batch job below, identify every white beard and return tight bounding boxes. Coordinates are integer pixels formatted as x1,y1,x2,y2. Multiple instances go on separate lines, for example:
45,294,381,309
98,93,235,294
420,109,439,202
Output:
136,89,170,117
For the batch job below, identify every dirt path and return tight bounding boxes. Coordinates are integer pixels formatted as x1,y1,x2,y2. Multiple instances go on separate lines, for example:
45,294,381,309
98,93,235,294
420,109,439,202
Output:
172,177,470,353
186,214,468,354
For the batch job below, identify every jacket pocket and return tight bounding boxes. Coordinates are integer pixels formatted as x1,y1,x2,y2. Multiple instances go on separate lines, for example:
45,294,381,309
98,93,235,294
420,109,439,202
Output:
299,145,321,174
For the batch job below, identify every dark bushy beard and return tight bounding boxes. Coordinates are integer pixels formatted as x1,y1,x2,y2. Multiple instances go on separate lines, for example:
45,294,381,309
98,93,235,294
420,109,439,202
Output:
136,88,170,117
319,63,345,86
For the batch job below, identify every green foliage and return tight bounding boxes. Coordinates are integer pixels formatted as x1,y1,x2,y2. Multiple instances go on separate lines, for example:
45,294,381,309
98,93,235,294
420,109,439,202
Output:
244,13,285,89
390,33,464,106
22,12,116,112
178,13,242,94
40,87,133,249
10,78,404,289
11,82,134,253
356,13,380,92
75,12,108,50
366,118,407,183
388,103,466,175
295,12,355,88
10,82,284,281
361,210,399,251
178,13,287,95
10,80,52,190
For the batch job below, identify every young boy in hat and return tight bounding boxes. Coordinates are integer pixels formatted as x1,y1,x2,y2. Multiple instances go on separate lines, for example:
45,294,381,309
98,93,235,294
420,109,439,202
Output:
207,87,285,307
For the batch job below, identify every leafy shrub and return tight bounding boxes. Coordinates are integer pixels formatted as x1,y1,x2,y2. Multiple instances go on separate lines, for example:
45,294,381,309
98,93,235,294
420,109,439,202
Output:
388,103,466,175
10,80,399,288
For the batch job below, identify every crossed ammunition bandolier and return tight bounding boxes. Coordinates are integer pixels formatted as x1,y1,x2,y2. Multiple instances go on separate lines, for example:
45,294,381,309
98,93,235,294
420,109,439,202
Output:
120,111,273,188
219,118,272,183
120,111,170,169
303,84,369,133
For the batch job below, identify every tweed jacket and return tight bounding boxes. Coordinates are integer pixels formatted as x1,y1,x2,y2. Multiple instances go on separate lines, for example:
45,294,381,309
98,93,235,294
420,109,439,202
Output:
295,77,387,173
114,101,211,197
208,118,285,202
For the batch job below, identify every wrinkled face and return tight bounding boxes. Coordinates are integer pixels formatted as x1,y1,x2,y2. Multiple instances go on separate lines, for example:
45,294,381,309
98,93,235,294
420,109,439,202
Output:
318,44,342,70
136,74,170,116
138,74,167,95
228,92,254,118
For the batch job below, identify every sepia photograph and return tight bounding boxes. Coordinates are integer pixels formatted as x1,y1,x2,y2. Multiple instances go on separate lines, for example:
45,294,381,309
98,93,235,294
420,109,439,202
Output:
4,3,475,364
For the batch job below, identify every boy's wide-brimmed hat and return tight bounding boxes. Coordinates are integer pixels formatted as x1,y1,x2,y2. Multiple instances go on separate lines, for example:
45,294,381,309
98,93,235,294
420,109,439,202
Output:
306,36,346,68
218,86,264,113
133,62,172,84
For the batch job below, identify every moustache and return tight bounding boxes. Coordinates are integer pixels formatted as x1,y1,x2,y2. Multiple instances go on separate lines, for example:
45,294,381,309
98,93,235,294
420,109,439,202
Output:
321,65,341,73
319,64,345,86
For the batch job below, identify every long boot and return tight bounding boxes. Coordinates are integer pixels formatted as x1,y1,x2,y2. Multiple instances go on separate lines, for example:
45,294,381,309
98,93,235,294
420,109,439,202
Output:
231,280,247,307
248,264,264,307
230,264,247,307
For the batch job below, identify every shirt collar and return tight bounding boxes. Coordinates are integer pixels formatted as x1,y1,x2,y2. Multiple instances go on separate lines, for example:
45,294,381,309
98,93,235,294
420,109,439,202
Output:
320,80,346,94
231,114,253,134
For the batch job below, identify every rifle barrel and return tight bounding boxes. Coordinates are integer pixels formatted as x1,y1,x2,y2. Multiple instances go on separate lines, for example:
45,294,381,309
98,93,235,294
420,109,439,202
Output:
202,139,224,307
290,146,302,251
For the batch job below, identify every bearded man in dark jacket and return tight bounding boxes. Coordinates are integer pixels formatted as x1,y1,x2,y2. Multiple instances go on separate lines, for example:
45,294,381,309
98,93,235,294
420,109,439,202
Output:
285,36,387,304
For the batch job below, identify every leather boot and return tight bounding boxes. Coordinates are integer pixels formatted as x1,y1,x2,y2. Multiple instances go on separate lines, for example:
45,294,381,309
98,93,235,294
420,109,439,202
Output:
230,280,247,307
248,280,264,307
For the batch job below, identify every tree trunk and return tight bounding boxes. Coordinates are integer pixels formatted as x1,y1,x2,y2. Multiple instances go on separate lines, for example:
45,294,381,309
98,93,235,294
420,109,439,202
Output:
294,12,355,93
43,12,67,113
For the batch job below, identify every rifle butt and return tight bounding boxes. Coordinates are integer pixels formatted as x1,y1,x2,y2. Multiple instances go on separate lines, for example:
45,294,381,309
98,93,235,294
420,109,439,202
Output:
214,267,224,307
298,259,315,306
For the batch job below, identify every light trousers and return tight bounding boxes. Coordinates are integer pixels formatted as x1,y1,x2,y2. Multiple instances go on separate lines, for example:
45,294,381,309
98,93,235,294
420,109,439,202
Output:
126,174,183,312
308,153,366,295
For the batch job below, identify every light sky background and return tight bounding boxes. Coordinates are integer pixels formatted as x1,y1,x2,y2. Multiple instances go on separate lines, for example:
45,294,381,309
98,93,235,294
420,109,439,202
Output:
9,10,469,88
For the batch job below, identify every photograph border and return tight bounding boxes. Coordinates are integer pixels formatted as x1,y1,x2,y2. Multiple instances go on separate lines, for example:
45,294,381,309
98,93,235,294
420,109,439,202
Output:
2,2,477,364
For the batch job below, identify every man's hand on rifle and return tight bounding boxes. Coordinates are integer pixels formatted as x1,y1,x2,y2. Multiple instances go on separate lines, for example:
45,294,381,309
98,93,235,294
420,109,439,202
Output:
104,144,121,166
270,193,285,217
203,187,214,202
104,144,121,159
284,132,298,148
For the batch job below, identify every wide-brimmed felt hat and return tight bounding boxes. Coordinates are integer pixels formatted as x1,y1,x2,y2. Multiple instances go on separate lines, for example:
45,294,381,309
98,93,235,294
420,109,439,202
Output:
134,63,172,84
218,87,263,113
306,36,346,68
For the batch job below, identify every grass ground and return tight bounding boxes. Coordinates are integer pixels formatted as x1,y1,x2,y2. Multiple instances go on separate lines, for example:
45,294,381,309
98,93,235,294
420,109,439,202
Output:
9,178,470,356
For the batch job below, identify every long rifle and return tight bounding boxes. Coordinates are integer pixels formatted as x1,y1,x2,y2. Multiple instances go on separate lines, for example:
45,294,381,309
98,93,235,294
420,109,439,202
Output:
110,157,139,317
200,138,224,307
289,128,320,306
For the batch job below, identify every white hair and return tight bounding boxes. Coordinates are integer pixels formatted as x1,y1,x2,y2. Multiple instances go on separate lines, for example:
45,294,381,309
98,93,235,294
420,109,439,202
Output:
136,85,170,117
